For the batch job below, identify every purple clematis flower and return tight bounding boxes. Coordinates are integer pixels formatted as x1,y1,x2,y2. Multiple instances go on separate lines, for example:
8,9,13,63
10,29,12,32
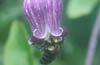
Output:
23,0,66,39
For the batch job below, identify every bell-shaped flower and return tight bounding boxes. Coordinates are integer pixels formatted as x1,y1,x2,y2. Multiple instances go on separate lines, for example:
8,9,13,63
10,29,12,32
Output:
23,0,64,39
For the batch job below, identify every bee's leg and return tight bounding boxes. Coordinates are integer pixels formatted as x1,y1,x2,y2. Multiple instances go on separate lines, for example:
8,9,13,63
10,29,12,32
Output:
29,41,50,51
58,37,64,45
40,41,50,51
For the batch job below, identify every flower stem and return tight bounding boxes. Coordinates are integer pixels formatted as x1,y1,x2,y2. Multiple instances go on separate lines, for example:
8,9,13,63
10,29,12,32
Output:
85,8,100,65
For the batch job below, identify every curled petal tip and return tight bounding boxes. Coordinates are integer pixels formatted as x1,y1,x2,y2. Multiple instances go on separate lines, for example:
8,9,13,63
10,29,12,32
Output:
51,27,64,37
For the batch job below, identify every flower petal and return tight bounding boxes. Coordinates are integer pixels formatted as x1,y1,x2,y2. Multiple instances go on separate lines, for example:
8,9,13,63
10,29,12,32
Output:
46,0,63,37
23,0,47,39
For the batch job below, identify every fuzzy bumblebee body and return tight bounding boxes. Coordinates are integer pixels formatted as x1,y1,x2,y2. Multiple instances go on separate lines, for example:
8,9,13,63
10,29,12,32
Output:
40,41,60,65
40,49,57,65
39,35,63,65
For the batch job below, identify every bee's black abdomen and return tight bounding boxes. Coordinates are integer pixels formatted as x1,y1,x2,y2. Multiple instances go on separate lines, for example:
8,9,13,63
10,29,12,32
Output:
40,50,58,65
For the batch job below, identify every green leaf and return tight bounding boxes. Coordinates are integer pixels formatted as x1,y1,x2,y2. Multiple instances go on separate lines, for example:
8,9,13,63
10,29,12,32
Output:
66,0,100,19
30,46,41,65
4,21,33,65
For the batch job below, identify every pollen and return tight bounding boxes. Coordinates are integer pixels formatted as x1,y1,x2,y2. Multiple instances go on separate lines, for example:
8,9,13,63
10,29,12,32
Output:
54,38,59,43
48,46,55,51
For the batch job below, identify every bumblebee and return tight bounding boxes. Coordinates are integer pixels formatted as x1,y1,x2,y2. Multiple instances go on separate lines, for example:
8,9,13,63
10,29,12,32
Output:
29,34,64,65
40,41,60,65
39,34,64,65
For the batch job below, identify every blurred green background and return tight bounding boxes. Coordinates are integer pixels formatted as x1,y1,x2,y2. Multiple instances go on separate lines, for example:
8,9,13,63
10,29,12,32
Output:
0,0,100,65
